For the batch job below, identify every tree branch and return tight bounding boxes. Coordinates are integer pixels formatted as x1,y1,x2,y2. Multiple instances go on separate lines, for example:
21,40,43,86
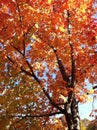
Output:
43,88,64,112
10,44,41,84
67,10,76,87
7,56,14,64
7,55,33,77
93,85,97,89
15,0,26,56
52,47,69,82
21,23,35,56
20,67,34,77
8,111,62,119
70,43,76,87
35,33,69,83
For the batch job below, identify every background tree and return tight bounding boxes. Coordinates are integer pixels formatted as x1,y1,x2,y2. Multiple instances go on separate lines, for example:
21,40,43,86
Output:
0,0,97,130
80,118,90,130
86,119,97,130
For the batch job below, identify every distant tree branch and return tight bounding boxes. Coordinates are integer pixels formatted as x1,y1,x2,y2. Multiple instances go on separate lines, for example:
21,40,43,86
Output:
8,111,62,119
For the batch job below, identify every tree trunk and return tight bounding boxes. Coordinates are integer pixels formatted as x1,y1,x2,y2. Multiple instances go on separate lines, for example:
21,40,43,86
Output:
64,93,80,130
71,96,80,130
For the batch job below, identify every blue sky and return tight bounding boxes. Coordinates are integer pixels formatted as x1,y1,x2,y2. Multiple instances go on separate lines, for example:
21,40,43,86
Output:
79,98,97,120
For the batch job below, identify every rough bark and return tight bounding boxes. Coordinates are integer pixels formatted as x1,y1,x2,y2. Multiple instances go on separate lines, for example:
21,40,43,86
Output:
71,96,80,130
64,93,80,130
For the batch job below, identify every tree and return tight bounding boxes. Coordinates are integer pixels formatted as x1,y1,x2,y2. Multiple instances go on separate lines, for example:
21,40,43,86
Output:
0,0,97,130
80,118,90,130
86,119,97,130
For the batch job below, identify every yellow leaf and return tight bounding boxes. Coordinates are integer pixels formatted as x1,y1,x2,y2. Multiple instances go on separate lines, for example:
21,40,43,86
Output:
59,94,67,102
54,118,59,123
25,5,36,12
48,0,52,4
31,34,41,43
95,35,97,41
35,23,39,28
34,62,42,69
87,97,92,102
80,4,87,13
59,26,65,32
89,89,94,94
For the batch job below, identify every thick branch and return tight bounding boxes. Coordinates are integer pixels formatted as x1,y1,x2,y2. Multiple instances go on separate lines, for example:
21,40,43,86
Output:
67,10,76,87
67,10,71,35
52,47,69,82
70,43,76,86
56,56,69,82
93,85,97,89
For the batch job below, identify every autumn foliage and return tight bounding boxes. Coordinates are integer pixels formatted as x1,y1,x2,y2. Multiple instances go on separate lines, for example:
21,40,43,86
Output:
0,0,97,130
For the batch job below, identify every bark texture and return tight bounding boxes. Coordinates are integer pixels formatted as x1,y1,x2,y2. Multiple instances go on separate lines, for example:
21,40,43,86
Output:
64,93,80,130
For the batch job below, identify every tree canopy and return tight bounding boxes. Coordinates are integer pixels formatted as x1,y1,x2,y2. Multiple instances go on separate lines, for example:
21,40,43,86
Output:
0,0,97,130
